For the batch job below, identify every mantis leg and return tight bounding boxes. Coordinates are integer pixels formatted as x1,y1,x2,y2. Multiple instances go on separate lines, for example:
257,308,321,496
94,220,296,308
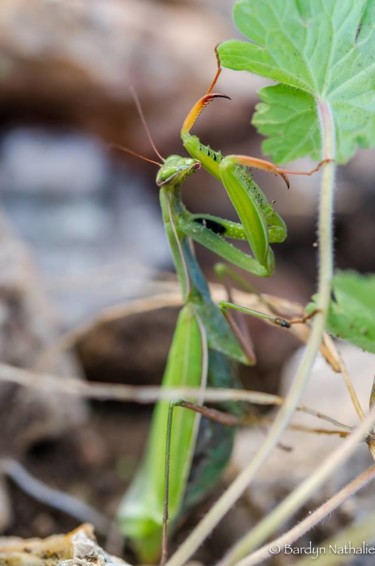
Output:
214,262,308,367
215,262,319,327
181,49,330,189
219,300,291,328
227,154,331,189
161,396,242,565
180,215,270,277
181,46,226,138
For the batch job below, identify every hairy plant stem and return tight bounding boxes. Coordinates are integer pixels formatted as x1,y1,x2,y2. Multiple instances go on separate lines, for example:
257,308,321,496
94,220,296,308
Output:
295,495,375,565
165,100,336,566
237,445,375,565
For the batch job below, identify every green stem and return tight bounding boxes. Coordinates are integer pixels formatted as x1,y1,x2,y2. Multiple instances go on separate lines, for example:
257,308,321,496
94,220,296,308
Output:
316,99,336,329
165,100,336,566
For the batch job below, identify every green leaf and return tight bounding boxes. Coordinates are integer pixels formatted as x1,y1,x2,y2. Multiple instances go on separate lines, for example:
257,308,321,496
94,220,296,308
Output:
316,271,375,353
218,0,375,164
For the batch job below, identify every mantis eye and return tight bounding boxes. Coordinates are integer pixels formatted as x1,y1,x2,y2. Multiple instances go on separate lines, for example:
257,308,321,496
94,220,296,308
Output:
156,166,178,186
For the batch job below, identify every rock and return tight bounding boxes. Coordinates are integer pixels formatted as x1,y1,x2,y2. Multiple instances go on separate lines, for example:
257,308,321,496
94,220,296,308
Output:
0,523,131,565
0,128,169,325
0,213,86,456
0,213,87,529
0,0,245,149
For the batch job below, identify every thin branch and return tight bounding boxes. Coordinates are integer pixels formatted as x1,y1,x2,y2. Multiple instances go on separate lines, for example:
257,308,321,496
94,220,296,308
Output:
0,458,111,535
295,506,375,565
0,362,352,434
236,464,375,565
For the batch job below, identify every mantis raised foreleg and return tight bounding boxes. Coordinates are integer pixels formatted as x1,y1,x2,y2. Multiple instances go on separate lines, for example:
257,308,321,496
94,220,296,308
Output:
181,48,327,277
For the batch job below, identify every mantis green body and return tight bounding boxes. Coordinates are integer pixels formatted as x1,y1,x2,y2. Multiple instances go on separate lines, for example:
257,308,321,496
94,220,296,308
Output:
118,51,324,562
118,156,249,562
118,149,288,561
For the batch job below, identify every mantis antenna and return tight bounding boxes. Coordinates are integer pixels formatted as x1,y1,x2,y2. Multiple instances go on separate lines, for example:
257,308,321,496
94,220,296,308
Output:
130,85,165,163
110,143,162,166
111,86,165,166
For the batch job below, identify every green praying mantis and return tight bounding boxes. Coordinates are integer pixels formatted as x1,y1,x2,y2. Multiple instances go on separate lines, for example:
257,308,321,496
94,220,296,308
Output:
117,49,327,563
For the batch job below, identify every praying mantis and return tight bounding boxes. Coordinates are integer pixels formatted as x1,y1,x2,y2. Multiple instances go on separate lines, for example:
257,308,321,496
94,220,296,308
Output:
117,49,326,563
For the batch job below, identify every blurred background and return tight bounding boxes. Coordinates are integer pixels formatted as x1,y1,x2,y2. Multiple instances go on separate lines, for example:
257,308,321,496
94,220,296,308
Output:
0,0,374,560
1,0,374,322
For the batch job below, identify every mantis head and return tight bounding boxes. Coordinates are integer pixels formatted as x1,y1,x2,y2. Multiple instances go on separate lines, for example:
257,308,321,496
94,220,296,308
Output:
156,155,200,187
